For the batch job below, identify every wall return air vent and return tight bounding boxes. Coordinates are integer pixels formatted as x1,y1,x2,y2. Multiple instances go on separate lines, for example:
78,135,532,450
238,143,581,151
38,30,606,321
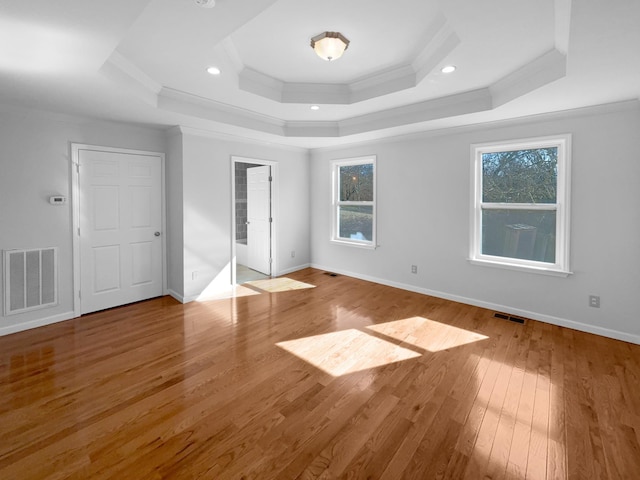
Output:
4,247,58,316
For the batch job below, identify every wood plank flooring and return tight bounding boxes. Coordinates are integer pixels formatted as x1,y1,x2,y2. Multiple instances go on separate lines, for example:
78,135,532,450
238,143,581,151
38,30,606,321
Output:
1,268,639,479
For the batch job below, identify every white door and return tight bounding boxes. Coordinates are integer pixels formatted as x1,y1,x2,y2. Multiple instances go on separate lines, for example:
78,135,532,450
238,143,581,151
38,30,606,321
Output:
79,149,163,314
247,165,271,275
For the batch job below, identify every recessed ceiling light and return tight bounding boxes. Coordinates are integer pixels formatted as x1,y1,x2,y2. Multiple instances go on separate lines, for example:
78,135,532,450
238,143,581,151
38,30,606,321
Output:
310,105,320,110
207,66,221,75
441,65,456,74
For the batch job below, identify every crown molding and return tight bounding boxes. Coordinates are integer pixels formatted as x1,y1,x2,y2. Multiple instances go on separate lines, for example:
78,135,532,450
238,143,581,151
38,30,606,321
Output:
102,45,568,139
490,48,566,108
554,0,573,54
338,88,492,137
235,11,459,105
100,51,162,107
310,99,640,153
171,125,309,152
158,87,285,136
412,14,460,84
0,101,167,134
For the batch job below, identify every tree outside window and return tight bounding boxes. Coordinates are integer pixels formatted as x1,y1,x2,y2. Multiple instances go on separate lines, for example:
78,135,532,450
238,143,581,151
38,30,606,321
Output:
332,157,376,247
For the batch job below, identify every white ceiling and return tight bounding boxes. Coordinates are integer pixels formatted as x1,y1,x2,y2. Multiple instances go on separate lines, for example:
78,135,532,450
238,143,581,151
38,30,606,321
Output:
1,0,638,149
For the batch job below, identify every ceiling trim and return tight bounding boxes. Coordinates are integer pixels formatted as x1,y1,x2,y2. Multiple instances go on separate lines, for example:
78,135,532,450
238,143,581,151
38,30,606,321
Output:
336,89,492,137
103,45,567,139
236,12,459,105
310,99,640,154
490,49,566,108
170,125,309,153
554,0,573,54
158,87,286,136
100,51,161,107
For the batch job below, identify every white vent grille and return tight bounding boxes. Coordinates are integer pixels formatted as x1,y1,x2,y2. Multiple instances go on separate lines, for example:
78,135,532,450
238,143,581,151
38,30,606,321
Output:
4,248,57,316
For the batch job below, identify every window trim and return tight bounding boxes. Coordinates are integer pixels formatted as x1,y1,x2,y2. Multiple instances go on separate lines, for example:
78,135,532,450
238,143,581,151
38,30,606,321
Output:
469,135,572,276
331,155,377,249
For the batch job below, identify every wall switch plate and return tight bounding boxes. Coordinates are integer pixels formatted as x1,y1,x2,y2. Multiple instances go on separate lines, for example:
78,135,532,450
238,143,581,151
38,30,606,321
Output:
589,295,600,308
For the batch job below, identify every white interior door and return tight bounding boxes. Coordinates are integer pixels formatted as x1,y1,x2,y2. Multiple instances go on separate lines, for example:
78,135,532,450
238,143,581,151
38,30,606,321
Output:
247,165,271,275
79,149,163,314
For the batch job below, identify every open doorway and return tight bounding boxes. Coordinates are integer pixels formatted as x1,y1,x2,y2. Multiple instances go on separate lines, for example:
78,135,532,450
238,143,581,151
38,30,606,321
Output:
231,157,277,286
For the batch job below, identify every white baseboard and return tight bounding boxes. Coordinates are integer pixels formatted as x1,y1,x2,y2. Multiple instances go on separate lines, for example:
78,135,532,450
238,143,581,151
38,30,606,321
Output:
0,311,75,336
277,263,311,276
167,289,188,304
310,263,640,345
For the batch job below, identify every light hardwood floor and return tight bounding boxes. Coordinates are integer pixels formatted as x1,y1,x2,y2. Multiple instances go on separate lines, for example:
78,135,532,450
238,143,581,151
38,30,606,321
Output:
1,268,639,479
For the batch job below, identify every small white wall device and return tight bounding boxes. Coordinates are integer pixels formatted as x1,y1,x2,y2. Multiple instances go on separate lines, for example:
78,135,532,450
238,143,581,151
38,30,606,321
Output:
49,195,67,205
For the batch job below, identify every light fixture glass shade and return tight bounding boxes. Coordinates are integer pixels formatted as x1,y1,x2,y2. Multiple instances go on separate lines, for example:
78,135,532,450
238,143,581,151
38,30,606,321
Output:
311,32,349,61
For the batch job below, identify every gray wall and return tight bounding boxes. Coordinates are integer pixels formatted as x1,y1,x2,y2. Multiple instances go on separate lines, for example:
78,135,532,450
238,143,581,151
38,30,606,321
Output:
0,107,166,334
309,102,640,343
2,101,638,343
167,130,310,301
166,129,184,298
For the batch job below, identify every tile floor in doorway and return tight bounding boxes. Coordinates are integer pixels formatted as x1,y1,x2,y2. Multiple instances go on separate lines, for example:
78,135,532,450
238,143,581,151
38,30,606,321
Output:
236,264,270,284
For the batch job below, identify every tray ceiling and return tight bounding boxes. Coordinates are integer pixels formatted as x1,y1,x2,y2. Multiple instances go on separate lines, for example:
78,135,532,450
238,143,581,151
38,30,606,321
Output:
0,0,638,148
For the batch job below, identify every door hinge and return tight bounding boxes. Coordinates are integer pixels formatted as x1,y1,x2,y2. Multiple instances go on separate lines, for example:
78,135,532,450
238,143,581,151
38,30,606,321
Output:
78,291,81,300
269,217,273,223
75,162,80,173
269,258,272,264
77,227,80,236
268,175,273,182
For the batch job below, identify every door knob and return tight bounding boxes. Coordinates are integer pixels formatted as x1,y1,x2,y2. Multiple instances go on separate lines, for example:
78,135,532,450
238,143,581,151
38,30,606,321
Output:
154,231,161,237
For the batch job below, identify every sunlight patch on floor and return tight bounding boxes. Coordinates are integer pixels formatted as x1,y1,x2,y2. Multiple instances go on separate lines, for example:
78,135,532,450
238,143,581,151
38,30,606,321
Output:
195,267,314,301
196,284,261,301
277,316,489,376
244,277,316,293
366,316,489,352
276,329,421,377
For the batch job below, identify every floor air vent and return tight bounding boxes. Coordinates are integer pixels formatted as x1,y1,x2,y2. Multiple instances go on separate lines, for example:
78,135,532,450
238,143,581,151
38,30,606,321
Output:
323,272,339,277
494,312,526,324
4,247,57,315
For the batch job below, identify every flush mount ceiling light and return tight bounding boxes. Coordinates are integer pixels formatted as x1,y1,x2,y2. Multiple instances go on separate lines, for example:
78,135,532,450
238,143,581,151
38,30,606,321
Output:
206,66,221,75
441,65,456,73
310,32,350,61
310,105,320,110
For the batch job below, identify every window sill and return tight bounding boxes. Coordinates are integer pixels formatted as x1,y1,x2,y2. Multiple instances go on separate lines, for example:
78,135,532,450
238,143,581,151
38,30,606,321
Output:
331,239,377,250
468,258,572,277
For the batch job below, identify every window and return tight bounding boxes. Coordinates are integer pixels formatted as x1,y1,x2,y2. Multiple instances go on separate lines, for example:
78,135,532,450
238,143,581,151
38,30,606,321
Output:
470,135,571,275
331,156,376,248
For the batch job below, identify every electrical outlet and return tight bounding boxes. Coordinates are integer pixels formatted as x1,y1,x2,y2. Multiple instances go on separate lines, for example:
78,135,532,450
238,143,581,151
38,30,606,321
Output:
589,295,600,308
291,250,295,258
411,265,418,274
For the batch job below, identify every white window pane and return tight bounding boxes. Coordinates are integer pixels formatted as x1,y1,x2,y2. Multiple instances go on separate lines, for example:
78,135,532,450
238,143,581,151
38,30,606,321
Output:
339,205,373,241
482,209,556,263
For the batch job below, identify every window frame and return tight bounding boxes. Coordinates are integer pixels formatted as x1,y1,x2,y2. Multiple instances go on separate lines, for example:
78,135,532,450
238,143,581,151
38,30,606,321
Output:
470,134,572,276
331,155,377,249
